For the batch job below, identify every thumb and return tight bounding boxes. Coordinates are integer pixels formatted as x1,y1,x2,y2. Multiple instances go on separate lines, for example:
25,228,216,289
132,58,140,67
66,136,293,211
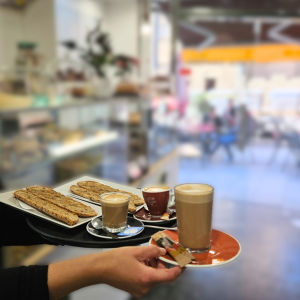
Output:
135,245,166,261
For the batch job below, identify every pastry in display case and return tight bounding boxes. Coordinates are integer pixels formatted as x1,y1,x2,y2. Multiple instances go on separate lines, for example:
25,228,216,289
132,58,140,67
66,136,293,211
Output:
55,155,98,183
1,136,45,173
115,80,140,96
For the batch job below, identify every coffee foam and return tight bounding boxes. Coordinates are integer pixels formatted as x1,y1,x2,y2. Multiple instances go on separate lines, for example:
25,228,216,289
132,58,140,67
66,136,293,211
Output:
175,184,213,203
101,193,129,206
144,186,170,193
176,184,212,193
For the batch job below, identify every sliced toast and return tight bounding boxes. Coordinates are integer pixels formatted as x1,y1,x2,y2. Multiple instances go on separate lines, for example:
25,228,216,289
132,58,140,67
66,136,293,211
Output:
14,190,79,226
128,201,137,213
77,181,145,209
26,186,97,217
70,185,101,203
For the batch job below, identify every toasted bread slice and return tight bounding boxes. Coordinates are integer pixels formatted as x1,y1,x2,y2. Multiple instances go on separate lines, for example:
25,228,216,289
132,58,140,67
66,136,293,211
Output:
77,181,145,210
128,201,137,213
70,185,101,203
77,181,115,193
26,186,97,217
132,197,145,206
14,190,79,226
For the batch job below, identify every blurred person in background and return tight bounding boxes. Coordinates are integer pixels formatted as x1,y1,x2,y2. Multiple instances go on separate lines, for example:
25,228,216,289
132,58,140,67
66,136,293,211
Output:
224,99,236,128
210,102,257,161
199,103,236,162
208,104,236,162
236,104,257,152
0,204,184,300
199,104,216,159
199,98,211,123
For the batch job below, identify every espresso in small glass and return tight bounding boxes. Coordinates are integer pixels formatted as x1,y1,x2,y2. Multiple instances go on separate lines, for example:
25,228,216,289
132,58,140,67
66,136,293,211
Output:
175,183,213,253
100,192,130,233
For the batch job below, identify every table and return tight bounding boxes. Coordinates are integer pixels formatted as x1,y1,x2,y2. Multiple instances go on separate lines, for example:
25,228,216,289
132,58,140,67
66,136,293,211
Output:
27,216,177,248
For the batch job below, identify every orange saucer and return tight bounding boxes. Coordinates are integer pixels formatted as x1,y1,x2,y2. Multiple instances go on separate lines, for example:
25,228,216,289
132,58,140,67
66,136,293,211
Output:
149,229,241,268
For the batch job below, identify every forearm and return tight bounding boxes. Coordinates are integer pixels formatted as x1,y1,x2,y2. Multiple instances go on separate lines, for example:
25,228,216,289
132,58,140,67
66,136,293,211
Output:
48,253,104,300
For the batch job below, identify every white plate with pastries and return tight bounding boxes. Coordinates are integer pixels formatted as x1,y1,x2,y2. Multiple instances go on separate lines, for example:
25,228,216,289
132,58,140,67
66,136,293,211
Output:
61,176,145,214
0,188,102,229
0,176,146,229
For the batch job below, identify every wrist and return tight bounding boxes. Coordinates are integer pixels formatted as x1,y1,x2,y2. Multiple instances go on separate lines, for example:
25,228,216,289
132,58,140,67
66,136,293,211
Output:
88,252,110,285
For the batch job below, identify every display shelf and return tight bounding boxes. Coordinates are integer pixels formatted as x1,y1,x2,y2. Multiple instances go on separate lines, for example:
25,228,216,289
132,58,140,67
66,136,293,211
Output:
108,96,151,183
2,132,118,173
0,98,122,190
0,97,110,116
48,132,118,159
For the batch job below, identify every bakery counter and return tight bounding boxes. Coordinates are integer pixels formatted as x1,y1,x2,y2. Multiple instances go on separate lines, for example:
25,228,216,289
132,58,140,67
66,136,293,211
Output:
1,131,119,182
0,96,109,116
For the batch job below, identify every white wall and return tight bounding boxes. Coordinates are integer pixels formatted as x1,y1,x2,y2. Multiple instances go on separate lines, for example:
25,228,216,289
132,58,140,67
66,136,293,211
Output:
102,0,143,83
0,0,104,70
151,10,171,76
54,0,105,77
0,0,56,69
23,0,56,64
0,0,149,83
102,0,153,83
250,61,300,79
55,0,104,49
102,0,139,58
187,63,242,92
55,0,141,60
0,9,24,69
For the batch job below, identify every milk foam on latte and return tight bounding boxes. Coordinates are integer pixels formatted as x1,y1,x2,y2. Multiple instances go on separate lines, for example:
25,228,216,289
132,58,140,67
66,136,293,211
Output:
101,193,129,206
175,184,213,202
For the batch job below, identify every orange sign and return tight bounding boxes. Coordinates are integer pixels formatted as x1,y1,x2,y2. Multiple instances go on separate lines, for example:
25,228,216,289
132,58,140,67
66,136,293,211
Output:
182,44,300,63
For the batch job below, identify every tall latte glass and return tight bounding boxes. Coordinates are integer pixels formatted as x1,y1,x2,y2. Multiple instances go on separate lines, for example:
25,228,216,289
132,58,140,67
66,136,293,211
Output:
175,183,214,253
100,192,130,233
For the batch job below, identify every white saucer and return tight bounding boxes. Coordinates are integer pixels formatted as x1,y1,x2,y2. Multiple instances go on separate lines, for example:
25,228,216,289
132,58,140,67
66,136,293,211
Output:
86,216,144,239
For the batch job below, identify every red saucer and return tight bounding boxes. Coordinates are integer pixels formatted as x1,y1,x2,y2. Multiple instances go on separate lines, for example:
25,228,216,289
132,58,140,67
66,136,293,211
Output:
150,229,241,268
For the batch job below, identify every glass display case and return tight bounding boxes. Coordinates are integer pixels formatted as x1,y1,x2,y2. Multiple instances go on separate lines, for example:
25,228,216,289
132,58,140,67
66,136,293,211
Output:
0,100,121,191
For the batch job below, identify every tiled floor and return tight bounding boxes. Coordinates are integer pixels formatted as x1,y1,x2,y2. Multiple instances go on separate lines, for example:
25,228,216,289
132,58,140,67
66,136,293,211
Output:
42,144,300,300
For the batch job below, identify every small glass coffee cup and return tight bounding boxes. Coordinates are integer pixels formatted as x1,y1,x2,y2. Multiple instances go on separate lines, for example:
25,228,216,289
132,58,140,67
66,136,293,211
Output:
100,192,130,233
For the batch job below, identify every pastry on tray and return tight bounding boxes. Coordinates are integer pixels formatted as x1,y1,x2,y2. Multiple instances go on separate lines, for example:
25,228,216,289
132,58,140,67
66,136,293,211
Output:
77,181,145,212
14,190,79,226
128,201,137,213
70,185,101,203
71,184,135,212
26,186,97,217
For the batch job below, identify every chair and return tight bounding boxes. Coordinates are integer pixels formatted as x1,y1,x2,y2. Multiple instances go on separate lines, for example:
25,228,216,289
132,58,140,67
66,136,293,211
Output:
285,131,300,170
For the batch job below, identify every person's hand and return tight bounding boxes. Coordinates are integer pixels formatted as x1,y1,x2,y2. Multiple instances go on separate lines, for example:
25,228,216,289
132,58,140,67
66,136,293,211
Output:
48,245,184,300
93,245,184,297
